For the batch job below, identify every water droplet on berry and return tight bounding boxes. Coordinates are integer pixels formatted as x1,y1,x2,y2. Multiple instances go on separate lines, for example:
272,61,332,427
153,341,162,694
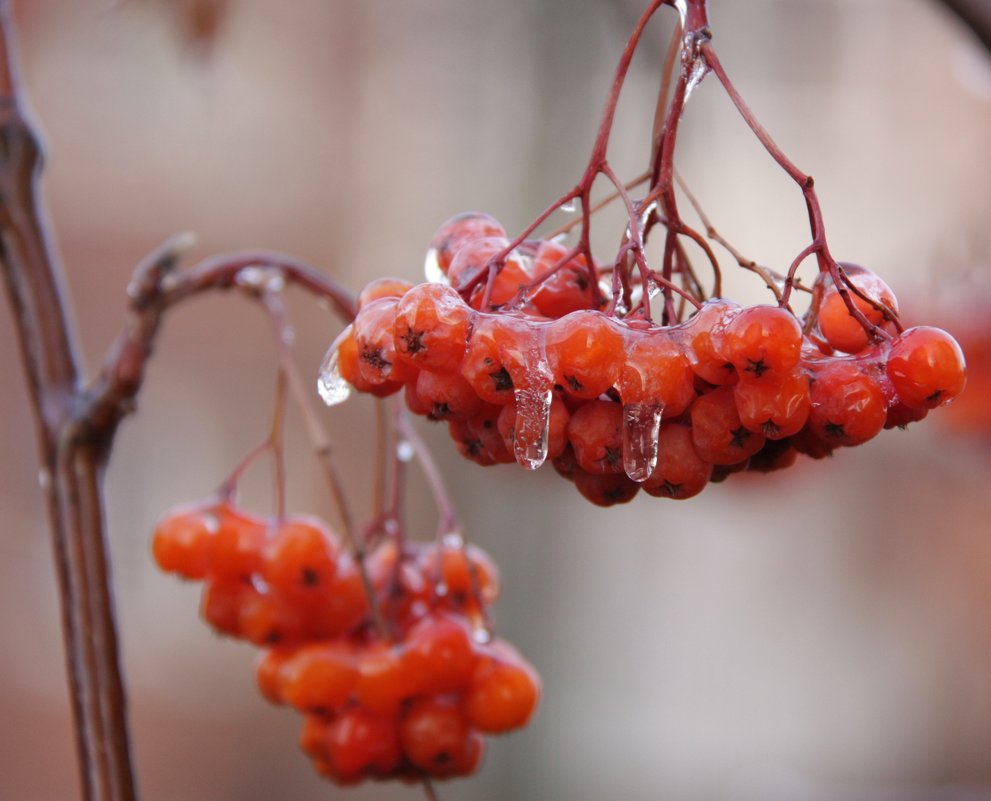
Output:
472,627,492,644
316,343,352,406
434,581,449,598
442,531,464,548
396,440,415,462
622,401,663,482
423,247,448,284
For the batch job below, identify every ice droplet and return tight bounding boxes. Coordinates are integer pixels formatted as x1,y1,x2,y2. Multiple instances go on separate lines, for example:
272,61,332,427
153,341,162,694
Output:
672,0,687,25
561,198,577,214
396,440,415,462
683,59,709,103
235,266,286,293
316,335,353,406
424,247,448,284
434,581,449,598
622,402,663,482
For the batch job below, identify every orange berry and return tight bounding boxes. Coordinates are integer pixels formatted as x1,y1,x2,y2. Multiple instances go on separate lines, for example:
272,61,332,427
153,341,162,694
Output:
399,696,471,775
818,268,898,353
401,612,478,695
808,361,886,446
465,642,541,733
263,516,340,604
427,211,507,277
357,277,414,309
394,282,471,373
151,501,217,580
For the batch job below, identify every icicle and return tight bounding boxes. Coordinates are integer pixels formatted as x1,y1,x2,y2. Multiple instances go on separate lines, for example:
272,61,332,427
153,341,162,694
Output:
512,326,553,470
514,385,553,469
622,401,663,482
316,328,353,406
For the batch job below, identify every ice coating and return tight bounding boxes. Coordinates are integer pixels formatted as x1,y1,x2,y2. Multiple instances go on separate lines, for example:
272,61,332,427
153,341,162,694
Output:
622,401,663,482
423,247,447,284
316,331,353,407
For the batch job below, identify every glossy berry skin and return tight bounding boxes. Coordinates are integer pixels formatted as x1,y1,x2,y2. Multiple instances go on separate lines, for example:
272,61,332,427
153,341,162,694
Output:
211,505,267,581
684,299,741,386
427,211,507,277
279,641,358,713
353,298,417,387
324,707,402,781
808,361,886,446
690,385,766,465
817,268,898,354
529,239,598,318
399,697,472,775
465,643,541,733
151,502,217,580
573,470,640,506
886,326,967,409
333,324,403,398
497,394,571,462
722,305,803,379
263,516,340,605
448,406,515,466
357,277,414,309
545,311,625,399
567,400,624,474
733,368,811,439
617,328,696,414
393,283,471,373
401,613,478,695
415,369,484,422
642,423,712,500
460,315,538,405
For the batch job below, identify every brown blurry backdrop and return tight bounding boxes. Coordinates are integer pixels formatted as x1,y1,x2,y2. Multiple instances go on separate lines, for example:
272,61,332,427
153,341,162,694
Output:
2,1,991,800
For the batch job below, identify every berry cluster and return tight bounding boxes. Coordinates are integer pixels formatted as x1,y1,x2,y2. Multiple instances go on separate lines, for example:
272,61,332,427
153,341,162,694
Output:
152,502,539,784
319,214,967,507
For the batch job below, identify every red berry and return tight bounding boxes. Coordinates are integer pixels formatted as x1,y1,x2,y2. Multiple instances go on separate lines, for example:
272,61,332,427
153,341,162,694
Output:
573,469,640,506
357,277,414,310
280,641,358,713
733,367,811,439
401,613,478,695
818,267,898,354
722,305,803,378
545,311,625,399
617,327,697,414
529,239,598,318
567,399,624,474
642,423,712,500
353,298,417,387
325,707,402,781
886,326,967,409
690,385,766,465
427,211,507,277
684,299,741,386
399,696,471,775
415,369,484,422
393,282,471,373
808,361,886,446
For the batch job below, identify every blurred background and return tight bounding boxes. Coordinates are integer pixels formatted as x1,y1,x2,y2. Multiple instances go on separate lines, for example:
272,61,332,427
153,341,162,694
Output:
1,1,990,800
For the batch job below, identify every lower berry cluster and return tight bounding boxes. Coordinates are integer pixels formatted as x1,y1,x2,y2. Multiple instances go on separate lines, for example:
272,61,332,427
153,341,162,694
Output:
152,502,539,784
319,214,967,507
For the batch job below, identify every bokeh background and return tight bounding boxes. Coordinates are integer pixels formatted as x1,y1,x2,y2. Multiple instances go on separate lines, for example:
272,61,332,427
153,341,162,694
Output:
2,1,991,800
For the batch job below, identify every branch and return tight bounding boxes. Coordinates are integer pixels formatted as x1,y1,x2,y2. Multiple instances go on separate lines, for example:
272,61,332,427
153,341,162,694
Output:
0,2,137,799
